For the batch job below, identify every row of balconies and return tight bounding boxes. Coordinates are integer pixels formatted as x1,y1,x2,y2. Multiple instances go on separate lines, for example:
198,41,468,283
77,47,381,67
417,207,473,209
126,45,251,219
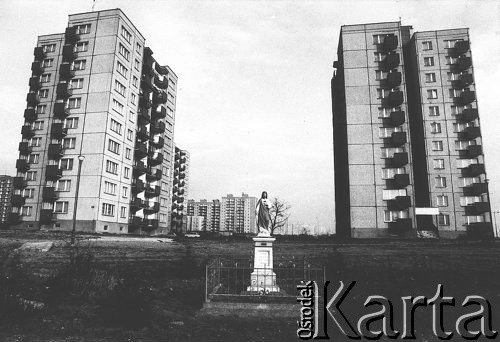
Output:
457,126,481,141
455,108,478,123
130,198,160,213
449,40,470,56
25,101,70,122
171,203,184,211
453,90,475,105
451,56,472,73
375,35,398,53
8,210,54,224
451,73,473,89
129,216,159,230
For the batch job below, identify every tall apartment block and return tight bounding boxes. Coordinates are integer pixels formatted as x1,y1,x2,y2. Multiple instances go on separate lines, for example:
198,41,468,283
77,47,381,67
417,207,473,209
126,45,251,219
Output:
332,22,493,239
220,193,257,234
0,176,13,226
186,199,220,232
171,146,189,232
10,9,178,235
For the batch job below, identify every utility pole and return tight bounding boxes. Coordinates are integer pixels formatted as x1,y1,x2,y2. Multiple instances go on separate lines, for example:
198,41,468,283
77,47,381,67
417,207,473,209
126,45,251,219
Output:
71,155,85,245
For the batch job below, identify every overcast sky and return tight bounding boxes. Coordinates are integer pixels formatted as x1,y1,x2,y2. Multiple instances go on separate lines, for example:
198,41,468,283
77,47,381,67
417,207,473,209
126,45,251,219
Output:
0,0,499,230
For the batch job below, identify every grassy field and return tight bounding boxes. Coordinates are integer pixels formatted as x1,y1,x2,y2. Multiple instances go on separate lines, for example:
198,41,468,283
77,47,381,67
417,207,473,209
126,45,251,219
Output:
1,230,499,341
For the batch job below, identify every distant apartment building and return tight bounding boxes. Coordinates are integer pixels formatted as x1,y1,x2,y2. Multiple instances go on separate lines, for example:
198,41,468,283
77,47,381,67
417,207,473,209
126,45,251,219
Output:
186,199,220,232
332,22,492,239
0,176,13,226
171,146,189,232
185,215,204,232
220,193,257,234
10,9,178,235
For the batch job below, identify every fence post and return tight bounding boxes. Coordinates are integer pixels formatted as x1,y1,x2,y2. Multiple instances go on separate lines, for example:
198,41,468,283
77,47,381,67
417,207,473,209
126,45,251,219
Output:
205,264,209,302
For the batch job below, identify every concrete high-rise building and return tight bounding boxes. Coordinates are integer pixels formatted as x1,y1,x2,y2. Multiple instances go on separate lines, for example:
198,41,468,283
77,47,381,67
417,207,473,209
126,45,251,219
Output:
220,193,257,234
0,176,13,226
10,9,178,235
186,199,220,232
171,146,189,232
332,22,493,239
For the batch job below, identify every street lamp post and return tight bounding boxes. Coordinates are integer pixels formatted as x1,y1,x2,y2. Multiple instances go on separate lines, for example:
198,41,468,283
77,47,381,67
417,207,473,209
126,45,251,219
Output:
71,155,85,245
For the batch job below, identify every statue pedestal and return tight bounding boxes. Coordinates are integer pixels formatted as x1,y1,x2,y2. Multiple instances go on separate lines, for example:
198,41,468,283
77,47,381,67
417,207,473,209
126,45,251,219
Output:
246,235,280,293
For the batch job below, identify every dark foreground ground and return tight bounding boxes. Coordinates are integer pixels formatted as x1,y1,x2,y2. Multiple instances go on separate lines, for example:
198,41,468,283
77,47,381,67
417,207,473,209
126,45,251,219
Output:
1,230,500,341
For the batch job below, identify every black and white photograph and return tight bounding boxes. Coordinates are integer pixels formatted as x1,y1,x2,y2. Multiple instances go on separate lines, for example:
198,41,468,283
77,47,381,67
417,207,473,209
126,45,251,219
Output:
0,0,499,341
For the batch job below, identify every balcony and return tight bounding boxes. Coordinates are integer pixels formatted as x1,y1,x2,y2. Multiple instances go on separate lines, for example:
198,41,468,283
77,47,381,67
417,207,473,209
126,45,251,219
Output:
139,95,152,109
459,145,482,159
11,195,26,207
31,62,42,75
388,218,412,235
132,179,145,193
135,142,148,158
59,63,75,79
157,65,169,75
133,161,147,175
386,196,411,211
40,209,54,224
151,106,167,120
21,125,35,138
381,53,400,70
456,108,478,123
24,108,37,122
48,144,63,159
45,165,62,181
464,202,490,216
459,90,475,105
382,110,405,127
384,71,402,88
153,90,167,104
145,185,161,198
452,73,473,88
130,198,145,210
146,168,162,181
8,213,21,225
382,35,398,52
56,83,72,98
13,177,27,189
18,142,32,155
62,44,77,61
155,76,168,89
382,91,404,107
33,46,46,60
466,222,493,238
463,183,488,196
141,74,153,90
143,219,159,230
136,125,149,141
385,152,408,168
179,172,186,180
150,136,164,148
385,174,410,190
129,216,143,226
143,202,160,214
451,40,470,56
452,56,472,72
148,153,163,166
143,62,155,78
384,131,407,147
50,123,68,139
42,186,57,202
26,92,40,106
457,126,480,140
64,26,79,44
53,102,69,118
150,121,165,134
29,76,40,90
461,163,485,177
16,159,29,172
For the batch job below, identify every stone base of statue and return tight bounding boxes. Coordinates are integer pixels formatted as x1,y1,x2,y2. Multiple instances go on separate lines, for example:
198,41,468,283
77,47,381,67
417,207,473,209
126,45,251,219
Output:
246,234,280,293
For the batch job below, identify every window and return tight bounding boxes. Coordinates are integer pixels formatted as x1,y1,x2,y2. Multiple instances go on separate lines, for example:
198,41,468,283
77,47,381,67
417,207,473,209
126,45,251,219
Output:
30,137,41,147
431,141,443,151
451,105,461,115
119,43,130,61
62,137,76,149
120,206,127,218
128,111,135,123
75,24,91,34
377,88,389,99
41,59,53,68
116,61,128,77
66,97,81,109
106,160,118,175
372,34,385,44
373,52,384,62
56,179,71,191
102,203,115,216
375,70,387,81
35,105,46,114
427,89,438,99
428,106,440,116
136,42,142,54
423,57,434,67
436,195,448,207
160,197,168,206
28,154,39,164
33,120,44,130
54,201,69,213
382,189,407,200
433,159,445,169
69,78,84,89
161,181,168,191
449,89,460,98
430,122,442,133
38,89,49,98
447,72,459,81
445,56,456,65
25,171,37,181
114,80,126,97
108,139,120,154
104,181,117,195
122,186,128,198
42,44,56,53
121,26,132,43
21,206,32,216
71,60,86,70
444,39,463,49
112,99,124,114
127,129,133,141
110,119,122,135
22,188,34,198
425,73,436,83
132,76,138,88
64,117,79,129
438,214,450,226
74,42,88,52
124,166,130,179
422,41,433,51
435,176,447,188
40,74,51,83
131,93,137,105
60,158,73,170
125,147,131,160
134,59,140,70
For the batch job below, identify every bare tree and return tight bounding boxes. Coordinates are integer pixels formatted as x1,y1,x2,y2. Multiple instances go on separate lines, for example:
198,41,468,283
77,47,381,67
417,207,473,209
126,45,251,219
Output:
269,197,291,235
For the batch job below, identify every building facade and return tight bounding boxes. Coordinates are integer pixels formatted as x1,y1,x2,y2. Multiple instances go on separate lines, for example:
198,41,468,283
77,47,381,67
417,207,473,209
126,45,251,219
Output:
332,22,492,239
171,146,189,232
186,199,220,232
0,176,13,226
10,9,178,235
220,193,257,234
